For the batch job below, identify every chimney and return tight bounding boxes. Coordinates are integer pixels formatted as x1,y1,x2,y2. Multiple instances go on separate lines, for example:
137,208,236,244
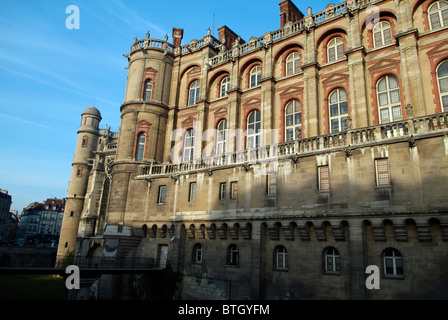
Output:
279,0,304,28
172,28,184,47
217,25,240,50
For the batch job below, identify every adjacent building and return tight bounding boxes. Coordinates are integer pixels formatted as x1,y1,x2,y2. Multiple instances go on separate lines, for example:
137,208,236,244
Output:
17,198,65,247
0,189,12,241
58,0,448,300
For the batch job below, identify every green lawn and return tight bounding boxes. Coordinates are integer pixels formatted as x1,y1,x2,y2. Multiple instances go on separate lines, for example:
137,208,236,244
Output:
0,274,66,300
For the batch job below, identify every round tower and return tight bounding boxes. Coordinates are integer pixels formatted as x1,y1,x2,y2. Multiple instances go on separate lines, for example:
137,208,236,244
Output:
106,33,175,225
57,106,102,261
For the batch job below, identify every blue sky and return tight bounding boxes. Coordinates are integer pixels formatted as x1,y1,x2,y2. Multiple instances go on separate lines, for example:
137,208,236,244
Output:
0,0,329,212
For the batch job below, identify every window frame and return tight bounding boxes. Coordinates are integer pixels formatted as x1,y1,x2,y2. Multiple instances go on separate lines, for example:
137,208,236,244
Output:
250,66,261,88
246,110,261,149
284,99,302,142
383,248,404,276
329,88,349,133
436,60,448,112
376,75,402,124
188,80,200,105
135,132,146,161
192,243,203,264
372,21,393,48
216,119,227,156
327,37,344,63
428,1,448,30
286,52,300,76
274,245,288,270
188,182,196,202
219,182,227,200
143,79,153,101
183,129,195,162
324,247,341,273
220,76,231,97
157,185,166,204
375,158,391,187
318,166,330,192
230,181,238,200
226,244,239,266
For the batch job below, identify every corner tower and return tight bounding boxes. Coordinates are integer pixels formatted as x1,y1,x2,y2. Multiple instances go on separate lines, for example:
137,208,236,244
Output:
57,106,102,259
106,32,175,226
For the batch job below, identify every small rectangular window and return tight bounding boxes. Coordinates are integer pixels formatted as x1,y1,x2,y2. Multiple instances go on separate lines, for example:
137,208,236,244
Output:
318,166,330,191
375,159,390,187
219,182,226,200
267,174,277,195
189,182,196,202
230,181,238,200
158,185,166,204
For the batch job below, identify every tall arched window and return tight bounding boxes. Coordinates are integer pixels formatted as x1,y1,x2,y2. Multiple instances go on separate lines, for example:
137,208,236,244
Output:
286,52,300,76
373,21,393,48
383,248,403,275
188,80,200,105
227,244,239,266
135,133,146,161
192,243,202,263
329,88,349,133
327,37,344,63
247,110,261,149
220,76,231,97
285,100,302,141
250,66,261,88
143,80,153,101
437,60,448,112
377,75,402,123
324,247,341,273
428,1,448,30
216,119,227,155
183,129,195,162
274,245,288,270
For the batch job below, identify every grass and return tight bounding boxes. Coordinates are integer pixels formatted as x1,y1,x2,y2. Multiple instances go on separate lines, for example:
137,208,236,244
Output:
0,274,66,300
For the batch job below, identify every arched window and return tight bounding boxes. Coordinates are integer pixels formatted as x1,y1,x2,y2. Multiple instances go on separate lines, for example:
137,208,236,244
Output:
373,21,393,48
329,88,349,133
81,135,88,147
324,247,341,272
286,52,300,76
274,245,288,270
383,248,403,275
250,66,261,88
327,37,344,63
227,244,239,266
192,243,202,263
143,80,153,101
216,119,227,155
285,100,302,141
183,129,195,162
377,75,402,123
246,110,261,149
437,60,448,112
135,133,146,161
220,76,231,97
428,1,448,30
188,80,200,105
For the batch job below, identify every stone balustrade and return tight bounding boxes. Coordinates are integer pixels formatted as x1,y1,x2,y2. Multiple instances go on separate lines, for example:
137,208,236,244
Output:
136,112,448,179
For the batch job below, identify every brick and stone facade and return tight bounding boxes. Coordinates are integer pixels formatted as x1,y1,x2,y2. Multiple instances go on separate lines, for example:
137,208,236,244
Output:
57,0,448,300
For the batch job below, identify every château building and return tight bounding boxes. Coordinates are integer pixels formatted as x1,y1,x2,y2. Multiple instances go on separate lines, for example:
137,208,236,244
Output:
57,0,448,300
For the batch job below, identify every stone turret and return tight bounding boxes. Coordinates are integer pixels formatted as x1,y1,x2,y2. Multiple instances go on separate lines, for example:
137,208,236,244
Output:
57,106,101,261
